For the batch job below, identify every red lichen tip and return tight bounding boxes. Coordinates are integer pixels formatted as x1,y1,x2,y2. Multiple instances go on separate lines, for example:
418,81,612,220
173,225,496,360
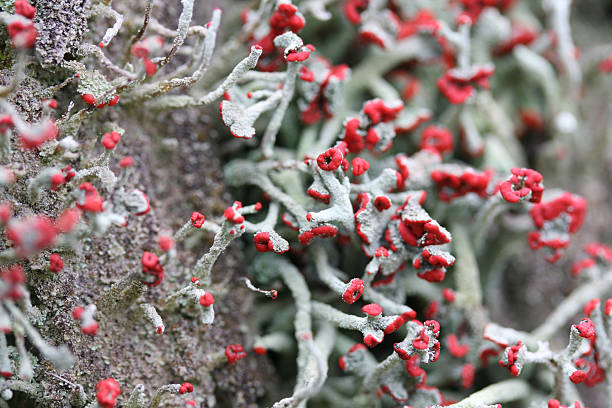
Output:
199,292,214,307
361,303,383,316
119,156,133,168
49,253,64,273
342,278,364,304
225,344,247,364
191,211,206,228
179,382,194,394
101,131,121,150
570,370,587,384
96,378,120,408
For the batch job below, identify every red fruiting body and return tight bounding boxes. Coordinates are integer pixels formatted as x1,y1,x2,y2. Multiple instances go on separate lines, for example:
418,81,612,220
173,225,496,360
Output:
141,252,164,287
342,278,364,304
0,265,25,300
7,19,37,48
253,346,267,355
179,382,194,394
298,225,338,245
225,344,247,364
191,211,206,228
351,157,370,177
584,298,600,316
447,334,469,358
82,322,99,336
96,378,120,408
420,125,454,155
442,288,456,302
253,232,273,252
574,318,596,340
317,147,344,171
14,0,36,18
101,131,121,150
494,25,537,56
55,207,81,233
361,303,383,316
158,235,174,251
6,215,57,258
430,168,492,202
119,156,133,168
76,182,104,213
223,202,245,224
373,196,391,212
199,292,214,307
498,341,523,376
424,300,438,319
0,115,14,133
412,328,430,350
499,168,544,204
461,363,475,388
570,370,587,384
81,94,96,105
49,253,63,273
0,203,12,224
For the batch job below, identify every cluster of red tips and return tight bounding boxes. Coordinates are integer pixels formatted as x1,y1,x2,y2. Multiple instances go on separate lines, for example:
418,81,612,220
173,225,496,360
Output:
297,224,338,246
0,265,25,301
18,118,58,149
101,131,121,150
6,215,57,258
191,211,206,228
569,370,587,384
317,145,346,171
76,182,104,213
420,125,454,156
286,44,314,63
141,252,164,287
572,242,612,277
81,94,119,109
499,168,544,204
528,192,587,263
363,99,404,125
342,278,364,304
55,207,81,234
61,165,75,183
548,399,582,408
131,36,164,76
412,328,430,350
225,344,247,364
224,201,245,224
498,341,523,376
179,382,194,394
72,305,98,336
351,157,369,177
7,0,37,49
574,318,596,341
437,66,494,105
199,292,214,307
191,276,200,286
96,378,120,408
49,253,64,273
430,168,492,202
